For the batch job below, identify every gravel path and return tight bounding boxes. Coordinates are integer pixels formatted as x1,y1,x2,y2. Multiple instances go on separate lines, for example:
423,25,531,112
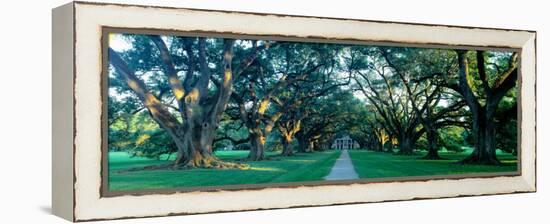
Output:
324,150,359,180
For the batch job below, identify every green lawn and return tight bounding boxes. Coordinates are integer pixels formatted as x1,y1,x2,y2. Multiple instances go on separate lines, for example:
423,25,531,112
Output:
108,150,341,191
109,149,518,191
348,150,518,179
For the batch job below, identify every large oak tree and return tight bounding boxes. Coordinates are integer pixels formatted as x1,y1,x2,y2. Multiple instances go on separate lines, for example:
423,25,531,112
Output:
109,35,267,168
451,50,518,164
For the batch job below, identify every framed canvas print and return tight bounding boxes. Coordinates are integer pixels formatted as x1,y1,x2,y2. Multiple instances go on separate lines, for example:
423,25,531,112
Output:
52,1,537,222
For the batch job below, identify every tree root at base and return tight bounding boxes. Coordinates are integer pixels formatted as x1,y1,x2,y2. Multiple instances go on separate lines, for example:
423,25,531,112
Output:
175,158,249,170
115,159,249,173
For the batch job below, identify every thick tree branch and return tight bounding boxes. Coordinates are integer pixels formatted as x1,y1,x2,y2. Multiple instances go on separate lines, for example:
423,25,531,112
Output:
456,50,482,111
476,51,491,93
234,42,277,79
108,47,181,130
197,38,212,100
149,35,186,118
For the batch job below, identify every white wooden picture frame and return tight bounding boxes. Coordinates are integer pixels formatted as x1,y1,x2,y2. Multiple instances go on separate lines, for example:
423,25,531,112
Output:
52,1,536,222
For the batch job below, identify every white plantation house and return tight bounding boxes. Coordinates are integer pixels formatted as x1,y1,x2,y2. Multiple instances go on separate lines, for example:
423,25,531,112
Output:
331,135,360,150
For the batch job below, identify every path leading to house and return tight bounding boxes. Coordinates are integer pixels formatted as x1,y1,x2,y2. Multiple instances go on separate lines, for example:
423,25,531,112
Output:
324,150,359,180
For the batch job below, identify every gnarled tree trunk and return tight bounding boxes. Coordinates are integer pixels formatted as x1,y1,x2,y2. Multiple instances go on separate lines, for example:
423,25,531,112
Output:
245,115,279,160
232,84,284,161
374,128,389,152
455,50,517,165
423,128,441,159
397,135,414,155
248,131,266,161
278,119,301,156
461,107,499,164
280,136,294,156
109,36,263,169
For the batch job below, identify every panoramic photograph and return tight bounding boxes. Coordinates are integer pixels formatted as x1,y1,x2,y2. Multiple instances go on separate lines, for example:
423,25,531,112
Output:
106,32,519,192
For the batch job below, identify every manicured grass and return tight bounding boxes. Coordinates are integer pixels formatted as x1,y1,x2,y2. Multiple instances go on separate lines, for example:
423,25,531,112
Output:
348,149,518,179
108,150,341,191
109,149,518,191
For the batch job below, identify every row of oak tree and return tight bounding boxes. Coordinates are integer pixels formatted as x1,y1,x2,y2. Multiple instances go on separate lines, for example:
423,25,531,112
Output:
108,34,518,169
